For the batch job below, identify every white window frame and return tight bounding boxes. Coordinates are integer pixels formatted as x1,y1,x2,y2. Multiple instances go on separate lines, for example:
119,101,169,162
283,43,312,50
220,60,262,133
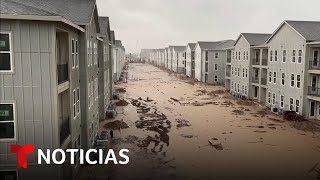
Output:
289,98,294,111
71,39,75,69
268,92,271,104
245,69,248,78
273,72,277,84
0,32,14,73
270,50,273,62
73,89,76,119
214,75,218,82
298,50,302,63
274,50,278,62
292,49,296,63
297,74,301,88
272,93,276,105
76,87,80,114
295,99,300,113
91,81,94,106
282,49,286,63
291,74,295,87
281,73,285,85
215,52,218,58
0,102,17,141
280,95,284,108
269,71,272,83
214,64,218,71
75,40,79,68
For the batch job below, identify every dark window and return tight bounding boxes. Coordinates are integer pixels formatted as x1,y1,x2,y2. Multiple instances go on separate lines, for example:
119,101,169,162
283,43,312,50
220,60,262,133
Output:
0,33,12,71
0,103,15,139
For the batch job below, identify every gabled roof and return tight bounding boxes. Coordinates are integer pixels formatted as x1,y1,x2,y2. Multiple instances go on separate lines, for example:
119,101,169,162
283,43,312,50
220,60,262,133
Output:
98,16,111,39
235,33,271,46
267,20,320,43
210,40,235,50
2,0,96,25
173,46,186,52
187,43,196,50
115,40,122,47
197,41,220,50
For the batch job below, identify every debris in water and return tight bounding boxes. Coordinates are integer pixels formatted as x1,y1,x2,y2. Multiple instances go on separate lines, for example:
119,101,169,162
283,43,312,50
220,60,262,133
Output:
103,120,129,130
176,119,191,128
232,110,244,115
115,99,129,106
208,141,224,150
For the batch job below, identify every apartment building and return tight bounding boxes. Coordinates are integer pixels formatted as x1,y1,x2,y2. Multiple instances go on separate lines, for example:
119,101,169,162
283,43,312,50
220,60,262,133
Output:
226,33,271,100
205,40,235,84
266,21,320,118
159,49,165,67
172,46,187,73
164,47,169,68
0,0,95,179
167,46,174,71
186,43,196,78
113,40,126,82
98,17,113,121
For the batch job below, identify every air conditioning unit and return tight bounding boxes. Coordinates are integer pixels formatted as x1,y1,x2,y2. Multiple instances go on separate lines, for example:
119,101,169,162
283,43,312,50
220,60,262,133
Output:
271,107,278,113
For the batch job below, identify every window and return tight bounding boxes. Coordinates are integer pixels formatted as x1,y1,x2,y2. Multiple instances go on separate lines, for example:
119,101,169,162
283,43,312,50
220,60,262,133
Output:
231,67,233,75
242,68,245,77
272,93,276,105
73,90,76,118
273,72,277,83
280,95,284,108
296,99,300,113
88,82,91,108
241,85,244,94
289,98,294,111
238,51,241,60
231,82,234,90
0,103,15,140
270,50,273,61
232,51,234,60
71,39,75,68
214,75,218,82
76,88,80,114
0,32,13,72
245,69,248,78
297,75,301,88
237,84,240,92
244,86,247,95
234,82,237,91
94,78,98,101
215,52,218,58
282,50,286,62
292,50,296,63
214,64,218,70
268,92,271,104
87,40,91,67
246,51,249,60
91,80,94,106
205,51,208,61
235,51,237,60
291,74,295,87
281,73,285,85
269,71,272,83
238,68,240,77
243,52,245,60
298,50,302,63
274,50,278,61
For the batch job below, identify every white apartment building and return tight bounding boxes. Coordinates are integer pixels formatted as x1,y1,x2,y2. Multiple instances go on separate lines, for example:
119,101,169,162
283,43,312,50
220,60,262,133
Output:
172,46,187,73
186,43,196,77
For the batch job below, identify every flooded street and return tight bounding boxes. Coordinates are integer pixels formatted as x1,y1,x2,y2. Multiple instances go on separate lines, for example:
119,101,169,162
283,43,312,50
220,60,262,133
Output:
79,63,320,180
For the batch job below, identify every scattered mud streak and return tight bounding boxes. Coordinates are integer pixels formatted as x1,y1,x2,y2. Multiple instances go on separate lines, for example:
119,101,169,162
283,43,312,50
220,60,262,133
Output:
115,99,129,106
103,120,129,130
132,98,171,147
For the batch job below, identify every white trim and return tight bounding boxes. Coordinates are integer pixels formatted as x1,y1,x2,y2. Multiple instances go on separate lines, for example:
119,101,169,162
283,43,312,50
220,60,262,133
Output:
71,39,75,69
0,32,14,73
266,21,306,43
0,101,17,142
0,14,85,32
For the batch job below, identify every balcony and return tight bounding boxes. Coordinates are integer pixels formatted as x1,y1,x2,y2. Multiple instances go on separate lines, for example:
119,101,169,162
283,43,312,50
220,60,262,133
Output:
58,64,69,84
261,78,267,85
308,86,320,97
226,72,231,77
252,77,259,84
262,58,268,66
227,57,231,63
309,61,320,70
252,59,260,65
60,117,70,146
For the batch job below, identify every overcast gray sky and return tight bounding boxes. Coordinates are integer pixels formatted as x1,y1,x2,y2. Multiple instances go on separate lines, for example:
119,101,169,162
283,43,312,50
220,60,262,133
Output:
96,0,320,53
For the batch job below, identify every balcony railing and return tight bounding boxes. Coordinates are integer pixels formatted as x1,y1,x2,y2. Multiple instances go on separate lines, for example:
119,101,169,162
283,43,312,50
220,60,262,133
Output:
262,58,268,66
58,64,69,84
308,86,320,97
252,59,260,65
60,117,70,146
261,78,267,85
309,60,320,70
227,57,231,63
226,72,231,77
252,77,259,83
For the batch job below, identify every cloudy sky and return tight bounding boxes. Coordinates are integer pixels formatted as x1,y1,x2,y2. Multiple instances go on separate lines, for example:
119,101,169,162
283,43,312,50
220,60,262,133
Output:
96,0,320,53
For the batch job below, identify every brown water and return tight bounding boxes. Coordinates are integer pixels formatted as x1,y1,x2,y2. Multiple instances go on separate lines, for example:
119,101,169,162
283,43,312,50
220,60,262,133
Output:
78,63,320,180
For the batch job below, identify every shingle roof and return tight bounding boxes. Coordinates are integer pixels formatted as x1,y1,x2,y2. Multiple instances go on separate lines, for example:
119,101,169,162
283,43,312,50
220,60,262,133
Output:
98,16,110,38
173,46,186,52
210,40,235,50
0,0,58,16
197,41,224,50
1,0,95,25
285,20,320,41
188,43,196,50
241,33,271,46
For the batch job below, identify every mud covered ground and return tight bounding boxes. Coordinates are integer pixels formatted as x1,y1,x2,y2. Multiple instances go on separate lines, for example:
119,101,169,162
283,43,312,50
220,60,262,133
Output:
78,63,320,180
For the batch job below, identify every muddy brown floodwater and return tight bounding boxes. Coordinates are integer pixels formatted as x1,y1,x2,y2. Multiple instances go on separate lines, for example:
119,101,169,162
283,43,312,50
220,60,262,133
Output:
78,63,320,180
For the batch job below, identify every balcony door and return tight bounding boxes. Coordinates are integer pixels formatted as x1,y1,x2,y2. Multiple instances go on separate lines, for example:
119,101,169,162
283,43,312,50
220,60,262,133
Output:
313,50,319,67
255,51,260,64
311,75,317,92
